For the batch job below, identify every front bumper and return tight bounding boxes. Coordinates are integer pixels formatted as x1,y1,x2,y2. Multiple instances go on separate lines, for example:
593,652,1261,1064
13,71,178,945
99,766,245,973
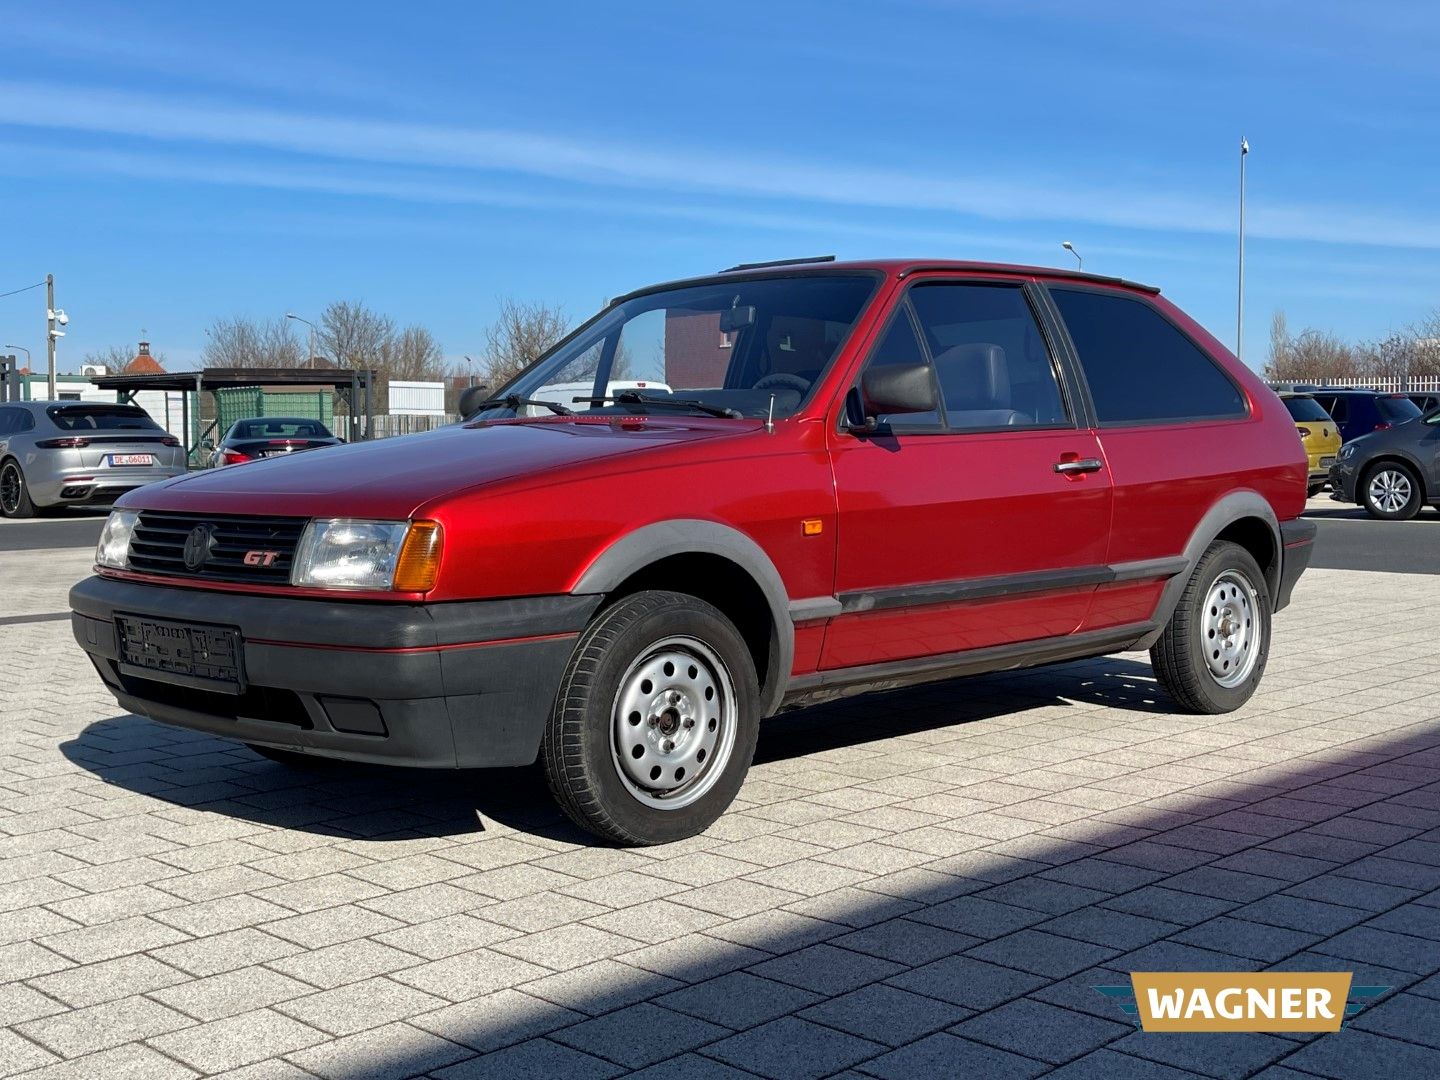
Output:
70,575,600,768
1328,457,1358,503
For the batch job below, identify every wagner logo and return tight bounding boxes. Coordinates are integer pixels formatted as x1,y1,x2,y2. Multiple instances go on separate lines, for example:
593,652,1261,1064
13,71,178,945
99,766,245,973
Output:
1094,973,1390,1033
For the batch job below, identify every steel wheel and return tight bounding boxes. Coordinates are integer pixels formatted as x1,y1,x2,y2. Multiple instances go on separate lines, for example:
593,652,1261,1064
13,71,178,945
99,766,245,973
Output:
1202,569,1261,688
611,635,737,811
0,461,27,517
1367,468,1412,515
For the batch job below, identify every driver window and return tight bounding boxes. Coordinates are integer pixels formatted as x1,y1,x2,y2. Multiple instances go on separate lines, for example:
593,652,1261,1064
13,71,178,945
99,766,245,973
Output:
861,309,941,430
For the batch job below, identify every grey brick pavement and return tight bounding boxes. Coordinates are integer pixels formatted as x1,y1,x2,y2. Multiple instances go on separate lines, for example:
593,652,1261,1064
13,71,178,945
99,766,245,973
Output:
3,549,1440,1077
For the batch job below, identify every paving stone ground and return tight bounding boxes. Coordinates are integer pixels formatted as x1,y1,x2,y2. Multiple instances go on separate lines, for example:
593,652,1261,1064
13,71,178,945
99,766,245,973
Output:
3,548,1439,1078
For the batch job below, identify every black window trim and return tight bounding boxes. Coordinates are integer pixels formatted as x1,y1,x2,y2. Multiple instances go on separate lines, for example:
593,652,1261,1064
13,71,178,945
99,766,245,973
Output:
842,275,1083,438
1039,282,1252,430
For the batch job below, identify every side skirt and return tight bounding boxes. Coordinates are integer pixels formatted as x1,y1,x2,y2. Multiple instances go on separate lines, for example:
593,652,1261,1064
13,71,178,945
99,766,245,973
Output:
779,621,1158,709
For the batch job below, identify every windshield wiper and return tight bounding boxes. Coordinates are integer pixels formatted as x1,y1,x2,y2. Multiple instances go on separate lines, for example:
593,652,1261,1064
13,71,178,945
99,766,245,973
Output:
467,393,574,417
576,391,742,419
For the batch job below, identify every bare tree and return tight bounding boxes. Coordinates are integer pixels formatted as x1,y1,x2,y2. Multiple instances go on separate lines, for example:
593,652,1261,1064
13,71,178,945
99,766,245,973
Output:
319,301,395,370
201,315,304,368
1265,310,1289,378
481,298,571,388
383,325,445,381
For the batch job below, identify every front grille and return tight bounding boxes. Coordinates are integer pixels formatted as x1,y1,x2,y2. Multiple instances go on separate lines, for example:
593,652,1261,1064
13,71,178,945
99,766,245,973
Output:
129,510,307,584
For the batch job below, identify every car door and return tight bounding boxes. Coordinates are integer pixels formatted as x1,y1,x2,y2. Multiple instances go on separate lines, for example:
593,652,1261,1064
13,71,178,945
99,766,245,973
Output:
822,277,1112,671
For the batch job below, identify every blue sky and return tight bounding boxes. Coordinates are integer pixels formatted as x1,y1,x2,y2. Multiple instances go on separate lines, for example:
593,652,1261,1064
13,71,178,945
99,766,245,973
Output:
1,0,1437,373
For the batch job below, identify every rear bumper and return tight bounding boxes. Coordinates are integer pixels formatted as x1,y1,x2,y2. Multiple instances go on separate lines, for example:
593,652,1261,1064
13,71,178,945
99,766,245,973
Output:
1275,518,1317,611
70,575,600,768
31,466,186,507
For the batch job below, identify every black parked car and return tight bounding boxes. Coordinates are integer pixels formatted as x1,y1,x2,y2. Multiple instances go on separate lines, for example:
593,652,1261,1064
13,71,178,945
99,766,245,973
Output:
1329,411,1440,519
1310,388,1422,443
208,417,342,467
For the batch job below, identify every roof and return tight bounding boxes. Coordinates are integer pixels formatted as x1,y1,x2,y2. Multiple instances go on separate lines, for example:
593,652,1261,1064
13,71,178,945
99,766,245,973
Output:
613,258,1159,307
88,367,375,393
122,354,166,375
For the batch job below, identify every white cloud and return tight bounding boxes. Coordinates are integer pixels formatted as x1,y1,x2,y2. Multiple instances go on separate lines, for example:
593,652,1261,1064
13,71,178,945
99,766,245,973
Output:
3,80,1439,250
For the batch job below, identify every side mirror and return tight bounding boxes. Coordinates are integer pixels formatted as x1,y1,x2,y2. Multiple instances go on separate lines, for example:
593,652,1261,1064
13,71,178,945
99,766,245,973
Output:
458,385,490,417
850,363,937,431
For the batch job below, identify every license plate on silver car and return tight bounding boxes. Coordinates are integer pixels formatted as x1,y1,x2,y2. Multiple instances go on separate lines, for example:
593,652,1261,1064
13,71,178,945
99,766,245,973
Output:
108,453,154,467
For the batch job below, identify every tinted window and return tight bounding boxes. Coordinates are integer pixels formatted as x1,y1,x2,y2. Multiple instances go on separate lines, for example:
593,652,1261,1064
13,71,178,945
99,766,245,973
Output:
1051,288,1246,424
1282,397,1332,423
0,408,16,436
230,418,331,439
909,284,1067,430
46,404,161,431
1377,396,1422,422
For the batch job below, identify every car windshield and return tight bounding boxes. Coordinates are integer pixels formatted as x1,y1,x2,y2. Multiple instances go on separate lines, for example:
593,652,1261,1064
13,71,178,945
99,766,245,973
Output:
1377,396,1422,422
480,274,878,421
46,404,161,431
1282,396,1332,423
231,419,331,439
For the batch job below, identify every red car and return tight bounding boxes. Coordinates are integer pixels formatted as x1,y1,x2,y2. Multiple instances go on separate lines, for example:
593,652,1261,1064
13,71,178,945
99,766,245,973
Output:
71,258,1313,845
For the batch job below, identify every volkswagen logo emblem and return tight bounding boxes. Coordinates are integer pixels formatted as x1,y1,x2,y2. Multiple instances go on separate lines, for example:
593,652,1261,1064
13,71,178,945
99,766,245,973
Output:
182,524,214,571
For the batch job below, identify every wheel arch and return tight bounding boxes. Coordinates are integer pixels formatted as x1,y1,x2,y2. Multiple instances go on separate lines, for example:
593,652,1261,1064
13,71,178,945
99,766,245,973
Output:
570,520,793,716
1134,490,1282,649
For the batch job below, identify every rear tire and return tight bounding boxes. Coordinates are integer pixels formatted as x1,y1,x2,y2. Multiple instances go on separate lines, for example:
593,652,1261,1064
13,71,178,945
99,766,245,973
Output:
1151,541,1271,714
1307,483,1324,498
1361,462,1422,520
0,459,37,519
542,590,760,846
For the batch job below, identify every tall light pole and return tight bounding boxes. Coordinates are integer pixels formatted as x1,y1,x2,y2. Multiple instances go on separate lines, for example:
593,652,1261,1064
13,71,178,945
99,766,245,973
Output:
4,344,32,367
1237,137,1249,363
44,274,68,399
285,312,319,368
1061,240,1082,270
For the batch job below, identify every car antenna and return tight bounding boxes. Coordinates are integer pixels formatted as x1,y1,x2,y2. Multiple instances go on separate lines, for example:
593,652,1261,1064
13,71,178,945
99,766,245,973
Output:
765,393,775,434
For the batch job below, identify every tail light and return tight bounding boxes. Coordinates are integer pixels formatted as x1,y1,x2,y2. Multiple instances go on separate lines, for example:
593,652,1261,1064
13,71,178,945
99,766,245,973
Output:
1296,427,1311,439
160,436,181,447
219,449,252,465
36,437,90,449
1375,423,1391,431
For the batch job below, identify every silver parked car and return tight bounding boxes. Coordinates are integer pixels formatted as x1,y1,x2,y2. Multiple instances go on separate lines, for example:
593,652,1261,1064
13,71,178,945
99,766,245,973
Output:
0,401,187,518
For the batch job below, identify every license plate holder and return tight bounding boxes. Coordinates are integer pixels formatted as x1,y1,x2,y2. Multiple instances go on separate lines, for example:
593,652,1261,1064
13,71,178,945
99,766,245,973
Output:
115,615,245,694
108,453,155,467
1319,455,1337,468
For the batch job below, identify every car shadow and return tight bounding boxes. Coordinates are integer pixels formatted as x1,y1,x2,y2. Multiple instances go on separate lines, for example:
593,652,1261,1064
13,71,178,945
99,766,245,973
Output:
61,655,1166,845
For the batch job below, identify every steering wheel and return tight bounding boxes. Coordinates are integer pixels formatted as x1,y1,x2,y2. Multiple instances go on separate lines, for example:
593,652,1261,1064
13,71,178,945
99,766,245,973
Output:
752,373,812,396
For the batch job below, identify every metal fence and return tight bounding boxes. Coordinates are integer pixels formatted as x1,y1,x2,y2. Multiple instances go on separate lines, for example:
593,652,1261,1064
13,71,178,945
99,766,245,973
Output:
1280,375,1440,393
370,413,459,439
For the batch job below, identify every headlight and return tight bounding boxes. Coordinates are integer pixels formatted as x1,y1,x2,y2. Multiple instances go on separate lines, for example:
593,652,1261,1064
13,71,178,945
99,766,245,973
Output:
95,509,139,569
1338,444,1355,460
291,519,442,591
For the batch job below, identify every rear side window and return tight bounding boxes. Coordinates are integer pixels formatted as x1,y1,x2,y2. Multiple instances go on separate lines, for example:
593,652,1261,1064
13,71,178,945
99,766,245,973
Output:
46,405,161,431
0,408,16,436
1377,396,1422,423
1282,397,1332,423
1050,288,1246,425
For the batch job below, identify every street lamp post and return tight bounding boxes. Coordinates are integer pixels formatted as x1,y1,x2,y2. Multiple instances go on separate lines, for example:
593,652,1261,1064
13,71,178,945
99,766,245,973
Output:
4,344,32,366
1237,137,1249,363
285,313,319,368
1061,241,1082,270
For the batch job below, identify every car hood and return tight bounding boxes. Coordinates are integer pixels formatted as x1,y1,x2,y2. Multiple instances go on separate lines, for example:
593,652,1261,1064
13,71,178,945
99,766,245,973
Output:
126,417,753,518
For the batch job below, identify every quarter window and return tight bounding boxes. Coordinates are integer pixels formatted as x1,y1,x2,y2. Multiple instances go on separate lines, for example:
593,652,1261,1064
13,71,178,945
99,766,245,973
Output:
1050,288,1246,425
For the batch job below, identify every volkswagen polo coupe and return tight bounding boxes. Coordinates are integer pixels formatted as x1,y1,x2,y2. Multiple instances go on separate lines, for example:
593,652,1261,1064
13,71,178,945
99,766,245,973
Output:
71,259,1313,845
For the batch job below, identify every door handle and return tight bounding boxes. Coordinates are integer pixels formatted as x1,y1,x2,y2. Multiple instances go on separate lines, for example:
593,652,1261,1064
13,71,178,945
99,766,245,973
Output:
1054,457,1104,475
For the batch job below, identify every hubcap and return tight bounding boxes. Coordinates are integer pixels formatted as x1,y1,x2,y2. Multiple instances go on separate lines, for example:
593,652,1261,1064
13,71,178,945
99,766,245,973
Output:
1202,569,1261,688
1368,469,1412,514
611,636,736,810
0,464,20,514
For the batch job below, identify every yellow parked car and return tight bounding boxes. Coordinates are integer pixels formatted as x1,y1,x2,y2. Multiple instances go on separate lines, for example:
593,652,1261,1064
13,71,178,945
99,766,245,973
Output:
1280,393,1342,496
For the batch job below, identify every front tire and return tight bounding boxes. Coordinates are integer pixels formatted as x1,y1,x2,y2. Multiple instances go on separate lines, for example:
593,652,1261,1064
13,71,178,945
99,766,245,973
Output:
0,459,36,519
1151,541,1271,714
542,590,760,846
1361,462,1422,520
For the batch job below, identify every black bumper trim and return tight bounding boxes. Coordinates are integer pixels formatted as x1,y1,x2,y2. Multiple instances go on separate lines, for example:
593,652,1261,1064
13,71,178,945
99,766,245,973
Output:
1275,517,1316,612
70,576,597,768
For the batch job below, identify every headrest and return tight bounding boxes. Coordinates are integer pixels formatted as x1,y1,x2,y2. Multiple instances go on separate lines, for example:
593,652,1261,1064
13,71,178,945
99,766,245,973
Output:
933,343,1010,407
